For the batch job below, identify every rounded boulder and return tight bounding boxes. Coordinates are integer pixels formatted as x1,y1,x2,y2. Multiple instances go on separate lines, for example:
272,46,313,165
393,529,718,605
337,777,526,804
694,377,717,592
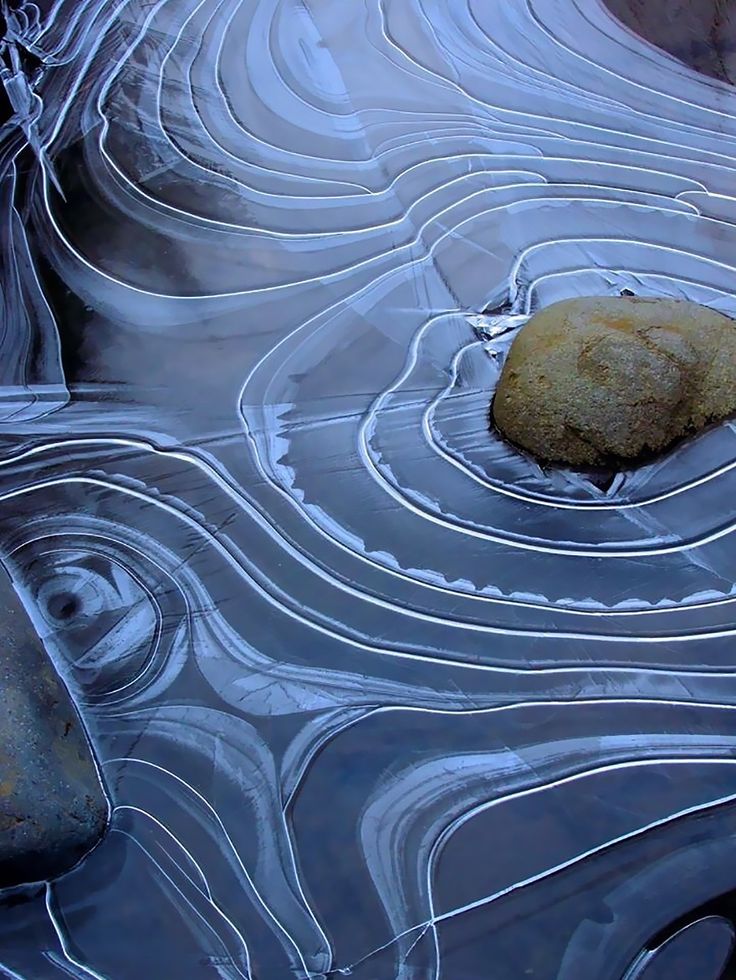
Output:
492,296,736,467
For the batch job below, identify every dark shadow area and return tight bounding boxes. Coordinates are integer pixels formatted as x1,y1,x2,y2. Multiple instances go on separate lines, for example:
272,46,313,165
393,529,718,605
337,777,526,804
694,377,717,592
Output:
604,0,736,84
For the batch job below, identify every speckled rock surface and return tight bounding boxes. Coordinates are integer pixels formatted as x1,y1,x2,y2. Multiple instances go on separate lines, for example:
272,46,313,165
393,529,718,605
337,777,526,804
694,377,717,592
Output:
492,296,736,467
604,0,736,85
0,566,107,889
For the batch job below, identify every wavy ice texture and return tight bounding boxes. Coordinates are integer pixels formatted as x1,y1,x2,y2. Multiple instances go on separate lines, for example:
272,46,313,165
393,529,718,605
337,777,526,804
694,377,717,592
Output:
2,0,736,977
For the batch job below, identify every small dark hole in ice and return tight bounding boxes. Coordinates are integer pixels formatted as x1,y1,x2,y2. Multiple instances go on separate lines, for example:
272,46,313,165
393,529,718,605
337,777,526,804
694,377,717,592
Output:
585,469,619,492
47,592,81,622
481,298,513,316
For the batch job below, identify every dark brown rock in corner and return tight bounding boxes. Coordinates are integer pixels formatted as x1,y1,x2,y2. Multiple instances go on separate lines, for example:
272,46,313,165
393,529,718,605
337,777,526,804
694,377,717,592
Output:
492,297,736,468
0,565,107,889
604,0,736,85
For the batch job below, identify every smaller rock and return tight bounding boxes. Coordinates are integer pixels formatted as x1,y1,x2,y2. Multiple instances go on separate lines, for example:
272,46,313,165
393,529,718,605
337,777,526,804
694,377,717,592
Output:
492,296,736,467
0,566,107,889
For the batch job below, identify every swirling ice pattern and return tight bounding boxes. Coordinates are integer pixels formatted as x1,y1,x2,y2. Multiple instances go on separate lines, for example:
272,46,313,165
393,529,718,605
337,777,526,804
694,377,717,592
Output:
2,0,736,977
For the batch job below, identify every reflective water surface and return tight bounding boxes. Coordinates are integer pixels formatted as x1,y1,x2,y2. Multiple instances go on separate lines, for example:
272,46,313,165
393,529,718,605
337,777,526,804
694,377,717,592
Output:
2,0,736,977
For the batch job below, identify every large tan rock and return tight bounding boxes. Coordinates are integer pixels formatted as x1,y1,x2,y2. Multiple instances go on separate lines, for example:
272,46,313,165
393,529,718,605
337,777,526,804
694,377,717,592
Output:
492,296,736,467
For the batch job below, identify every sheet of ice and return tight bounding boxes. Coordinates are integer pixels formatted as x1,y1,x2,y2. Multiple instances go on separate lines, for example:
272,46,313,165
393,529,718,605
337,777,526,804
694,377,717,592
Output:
2,0,736,976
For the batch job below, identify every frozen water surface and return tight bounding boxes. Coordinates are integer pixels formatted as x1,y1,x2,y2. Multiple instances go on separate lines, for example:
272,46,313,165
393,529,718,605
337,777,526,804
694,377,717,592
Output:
2,0,736,977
